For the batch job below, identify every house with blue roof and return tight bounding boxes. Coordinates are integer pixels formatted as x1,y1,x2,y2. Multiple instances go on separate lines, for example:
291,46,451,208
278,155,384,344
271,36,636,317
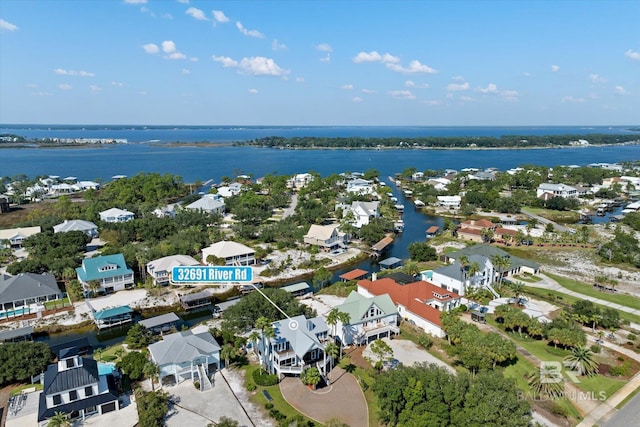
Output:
76,254,134,296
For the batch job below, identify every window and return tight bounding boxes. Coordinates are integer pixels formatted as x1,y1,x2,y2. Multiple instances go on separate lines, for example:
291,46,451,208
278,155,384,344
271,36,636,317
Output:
85,386,93,397
53,394,62,405
66,358,75,368
69,390,78,401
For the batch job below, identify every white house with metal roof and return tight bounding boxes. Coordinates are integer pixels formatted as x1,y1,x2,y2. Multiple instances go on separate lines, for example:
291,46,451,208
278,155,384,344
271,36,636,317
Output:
202,241,256,266
536,183,578,199
262,315,330,377
53,220,99,237
75,254,134,296
185,194,226,215
98,208,134,223
148,329,220,389
146,254,200,286
333,291,399,346
348,201,380,228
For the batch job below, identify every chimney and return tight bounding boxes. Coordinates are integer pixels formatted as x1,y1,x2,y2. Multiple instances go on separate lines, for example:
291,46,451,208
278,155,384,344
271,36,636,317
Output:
372,272,377,281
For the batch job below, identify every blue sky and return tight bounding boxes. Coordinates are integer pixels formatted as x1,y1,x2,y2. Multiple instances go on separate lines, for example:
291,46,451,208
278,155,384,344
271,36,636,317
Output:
0,0,638,126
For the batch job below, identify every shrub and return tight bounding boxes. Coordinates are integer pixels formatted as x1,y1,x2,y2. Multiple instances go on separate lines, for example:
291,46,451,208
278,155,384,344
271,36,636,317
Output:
193,381,200,390
459,304,468,312
609,365,628,377
245,381,256,391
264,402,274,410
269,408,286,421
252,369,279,386
417,335,433,350
590,344,601,353
550,402,569,418
628,333,637,341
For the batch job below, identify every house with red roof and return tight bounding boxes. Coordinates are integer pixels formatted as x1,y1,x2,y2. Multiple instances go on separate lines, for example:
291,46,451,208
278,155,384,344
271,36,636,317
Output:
457,219,496,243
357,274,462,338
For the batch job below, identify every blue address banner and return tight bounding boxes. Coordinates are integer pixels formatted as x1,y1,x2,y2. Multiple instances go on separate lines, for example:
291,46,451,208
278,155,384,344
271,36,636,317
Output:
171,266,253,283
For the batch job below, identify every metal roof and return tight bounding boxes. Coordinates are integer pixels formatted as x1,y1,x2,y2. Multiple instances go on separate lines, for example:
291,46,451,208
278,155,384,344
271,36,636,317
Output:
0,326,33,341
93,305,133,320
148,330,220,366
139,312,180,329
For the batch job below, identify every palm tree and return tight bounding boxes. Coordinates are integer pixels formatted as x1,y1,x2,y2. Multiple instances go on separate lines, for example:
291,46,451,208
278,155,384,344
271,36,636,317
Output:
458,255,469,294
326,308,340,338
528,363,564,399
325,342,339,371
564,346,599,376
491,255,510,292
221,344,236,369
467,261,481,293
301,367,321,390
248,330,260,355
93,348,103,362
510,281,525,303
256,316,275,373
143,362,160,391
86,280,101,298
337,311,351,358
47,411,71,427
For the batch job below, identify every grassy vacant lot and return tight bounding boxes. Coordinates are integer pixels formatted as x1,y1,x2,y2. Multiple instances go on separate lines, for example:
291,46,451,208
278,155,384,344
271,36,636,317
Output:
545,272,640,311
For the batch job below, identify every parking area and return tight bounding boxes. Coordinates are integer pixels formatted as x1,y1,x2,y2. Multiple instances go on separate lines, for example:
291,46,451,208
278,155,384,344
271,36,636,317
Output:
362,338,456,374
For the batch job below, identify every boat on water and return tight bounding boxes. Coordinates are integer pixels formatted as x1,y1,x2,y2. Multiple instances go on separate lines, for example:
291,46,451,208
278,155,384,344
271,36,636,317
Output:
403,190,413,198
414,199,425,207
394,204,404,211
394,220,405,233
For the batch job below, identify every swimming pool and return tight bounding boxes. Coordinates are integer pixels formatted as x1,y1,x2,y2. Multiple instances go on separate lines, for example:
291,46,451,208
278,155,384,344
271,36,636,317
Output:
0,307,30,319
97,362,116,376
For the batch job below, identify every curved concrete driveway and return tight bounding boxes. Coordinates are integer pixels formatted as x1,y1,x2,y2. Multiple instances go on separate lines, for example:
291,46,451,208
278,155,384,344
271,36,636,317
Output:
279,367,368,427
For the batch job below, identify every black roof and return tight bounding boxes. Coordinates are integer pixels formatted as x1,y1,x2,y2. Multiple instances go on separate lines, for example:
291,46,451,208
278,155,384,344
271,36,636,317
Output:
38,375,118,421
385,272,416,285
50,338,92,358
43,357,100,395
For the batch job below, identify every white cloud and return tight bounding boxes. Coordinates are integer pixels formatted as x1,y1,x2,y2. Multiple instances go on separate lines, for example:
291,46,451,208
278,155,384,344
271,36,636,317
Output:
53,68,95,77
186,7,208,21
124,0,147,3
272,39,287,50
236,21,264,38
167,52,186,60
551,65,560,72
423,100,441,106
162,40,177,53
213,55,288,76
112,81,124,87
361,88,376,94
625,49,640,61
181,68,191,75
212,10,229,23
459,96,475,102
523,72,532,78
352,97,363,103
139,91,148,96
32,91,52,96
295,77,304,83
320,54,331,63
451,75,465,81
58,83,73,90
178,0,189,4
388,90,416,100
501,90,519,101
341,84,353,90
561,95,585,103
0,18,18,31
477,83,498,94
589,73,607,83
405,80,429,89
212,55,239,68
143,43,159,54
316,43,333,52
387,60,437,74
352,51,399,64
90,85,102,92
614,85,628,95
446,82,470,91
189,57,198,62
25,83,37,88
248,88,258,94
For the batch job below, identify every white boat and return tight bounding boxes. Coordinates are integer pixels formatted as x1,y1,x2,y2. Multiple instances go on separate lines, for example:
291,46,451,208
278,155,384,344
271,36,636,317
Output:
394,204,404,211
414,199,425,207
403,190,413,197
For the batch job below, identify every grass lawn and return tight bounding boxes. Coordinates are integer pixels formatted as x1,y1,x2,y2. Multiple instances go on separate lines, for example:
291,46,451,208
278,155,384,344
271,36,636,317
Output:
576,374,627,400
514,274,543,283
523,286,640,325
44,297,72,310
241,364,320,426
10,383,43,396
96,344,126,362
545,272,640,311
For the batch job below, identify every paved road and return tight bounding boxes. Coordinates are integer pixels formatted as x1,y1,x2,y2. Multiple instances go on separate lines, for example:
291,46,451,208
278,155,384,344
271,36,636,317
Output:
282,194,298,218
521,208,572,233
603,390,640,427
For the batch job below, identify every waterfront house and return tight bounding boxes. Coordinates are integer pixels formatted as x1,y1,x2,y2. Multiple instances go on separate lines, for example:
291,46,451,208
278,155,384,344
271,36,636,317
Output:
179,290,212,311
53,220,99,238
339,269,369,282
261,315,330,378
0,272,63,318
37,347,120,423
457,219,496,243
536,183,578,199
333,291,399,346
76,254,134,296
185,194,225,215
202,241,256,266
72,181,101,191
357,275,461,338
429,254,495,296
349,201,380,228
148,329,220,389
425,178,451,191
346,178,375,195
437,195,461,209
303,224,347,250
146,254,200,286
92,306,133,329
139,312,180,335
98,208,134,223
152,202,181,218
0,226,41,248
288,173,315,190
217,183,243,198
426,226,440,239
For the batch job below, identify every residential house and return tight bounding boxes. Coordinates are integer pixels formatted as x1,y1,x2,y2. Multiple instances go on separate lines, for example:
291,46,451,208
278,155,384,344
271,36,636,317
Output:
536,183,578,199
0,273,63,317
333,291,399,346
202,241,256,266
185,194,225,215
152,203,181,218
53,220,99,238
437,195,461,209
346,178,375,195
411,171,424,181
303,224,347,250
457,219,496,243
146,254,200,286
261,315,330,377
0,226,41,248
468,170,497,181
148,329,220,388
426,178,451,191
494,227,518,244
139,312,180,335
288,173,315,190
349,201,380,228
357,275,461,338
72,181,101,191
179,290,212,311
37,347,120,423
98,208,134,223
75,254,134,296
429,254,495,296
217,183,243,198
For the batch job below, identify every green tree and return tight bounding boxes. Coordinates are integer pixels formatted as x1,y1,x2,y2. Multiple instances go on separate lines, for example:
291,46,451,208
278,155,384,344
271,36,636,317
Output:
301,366,322,389
143,362,160,391
221,344,236,368
256,316,275,373
125,324,153,350
528,362,564,399
407,241,437,262
117,351,148,381
313,266,332,289
564,346,599,377
325,342,339,371
0,341,54,386
370,339,394,372
47,411,71,427
215,417,240,427
135,389,169,427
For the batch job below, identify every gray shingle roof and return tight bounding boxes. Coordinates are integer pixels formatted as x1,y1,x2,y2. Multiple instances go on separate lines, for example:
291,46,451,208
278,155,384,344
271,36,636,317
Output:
148,330,220,366
0,272,61,304
448,244,540,270
270,315,328,360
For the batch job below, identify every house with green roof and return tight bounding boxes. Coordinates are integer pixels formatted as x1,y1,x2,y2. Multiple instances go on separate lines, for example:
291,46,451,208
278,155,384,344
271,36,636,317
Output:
334,291,399,346
76,254,134,296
